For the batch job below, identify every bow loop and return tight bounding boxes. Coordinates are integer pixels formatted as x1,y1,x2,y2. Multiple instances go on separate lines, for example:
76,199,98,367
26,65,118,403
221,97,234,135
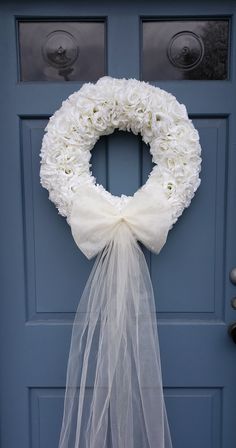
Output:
70,184,172,259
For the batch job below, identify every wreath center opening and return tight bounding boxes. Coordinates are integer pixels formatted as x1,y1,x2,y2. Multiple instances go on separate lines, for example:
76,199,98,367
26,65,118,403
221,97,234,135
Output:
91,130,152,198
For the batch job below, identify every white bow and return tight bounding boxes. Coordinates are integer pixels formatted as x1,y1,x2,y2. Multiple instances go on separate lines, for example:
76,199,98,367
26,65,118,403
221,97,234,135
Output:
59,183,174,448
70,184,172,259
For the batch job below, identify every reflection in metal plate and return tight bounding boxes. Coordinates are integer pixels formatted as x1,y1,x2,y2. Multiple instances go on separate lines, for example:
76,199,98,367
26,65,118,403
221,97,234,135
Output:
142,20,229,80
18,21,106,82
167,31,204,70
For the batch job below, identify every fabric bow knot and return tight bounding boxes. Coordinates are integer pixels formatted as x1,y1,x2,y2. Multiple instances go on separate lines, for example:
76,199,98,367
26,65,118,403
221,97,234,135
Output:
70,184,172,259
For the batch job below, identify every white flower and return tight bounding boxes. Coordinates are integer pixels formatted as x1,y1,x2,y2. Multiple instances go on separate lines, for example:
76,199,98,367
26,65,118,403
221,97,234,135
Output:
40,77,201,224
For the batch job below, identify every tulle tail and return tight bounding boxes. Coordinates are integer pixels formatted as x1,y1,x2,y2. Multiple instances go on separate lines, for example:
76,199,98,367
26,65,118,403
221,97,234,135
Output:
58,222,172,448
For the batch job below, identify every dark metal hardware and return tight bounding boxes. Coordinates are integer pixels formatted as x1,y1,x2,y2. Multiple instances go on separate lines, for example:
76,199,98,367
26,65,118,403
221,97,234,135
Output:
228,322,236,344
229,268,236,285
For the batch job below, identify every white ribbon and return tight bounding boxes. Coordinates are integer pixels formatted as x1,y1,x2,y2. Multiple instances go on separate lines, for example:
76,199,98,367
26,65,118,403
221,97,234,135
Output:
70,184,172,259
58,184,173,448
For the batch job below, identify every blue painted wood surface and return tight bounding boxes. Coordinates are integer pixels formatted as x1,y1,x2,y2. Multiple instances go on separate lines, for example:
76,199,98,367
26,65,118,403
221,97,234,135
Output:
0,1,236,447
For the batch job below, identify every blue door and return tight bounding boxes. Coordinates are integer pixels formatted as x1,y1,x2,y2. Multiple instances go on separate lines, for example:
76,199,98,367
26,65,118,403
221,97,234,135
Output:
1,1,236,447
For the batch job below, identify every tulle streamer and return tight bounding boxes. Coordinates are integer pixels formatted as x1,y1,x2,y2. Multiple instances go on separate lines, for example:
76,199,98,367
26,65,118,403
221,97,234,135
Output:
58,222,172,448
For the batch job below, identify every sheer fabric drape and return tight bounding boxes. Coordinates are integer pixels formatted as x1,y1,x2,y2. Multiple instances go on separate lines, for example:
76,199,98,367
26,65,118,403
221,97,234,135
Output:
58,222,172,448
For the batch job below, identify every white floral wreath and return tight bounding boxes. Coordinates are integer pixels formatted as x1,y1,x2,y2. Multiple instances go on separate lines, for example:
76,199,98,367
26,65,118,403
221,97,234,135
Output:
40,76,201,226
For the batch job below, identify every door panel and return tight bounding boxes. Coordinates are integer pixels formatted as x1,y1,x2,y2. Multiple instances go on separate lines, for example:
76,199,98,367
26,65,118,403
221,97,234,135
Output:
1,1,236,448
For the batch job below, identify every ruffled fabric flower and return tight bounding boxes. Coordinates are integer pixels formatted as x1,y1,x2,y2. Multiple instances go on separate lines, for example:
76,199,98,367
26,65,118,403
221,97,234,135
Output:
40,77,201,224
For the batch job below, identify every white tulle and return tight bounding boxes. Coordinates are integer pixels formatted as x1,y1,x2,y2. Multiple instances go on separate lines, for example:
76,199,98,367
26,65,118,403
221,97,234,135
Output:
58,186,173,448
70,183,173,259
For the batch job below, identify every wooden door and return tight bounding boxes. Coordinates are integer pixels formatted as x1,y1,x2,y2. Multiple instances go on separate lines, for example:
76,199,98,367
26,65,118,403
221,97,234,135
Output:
1,1,236,447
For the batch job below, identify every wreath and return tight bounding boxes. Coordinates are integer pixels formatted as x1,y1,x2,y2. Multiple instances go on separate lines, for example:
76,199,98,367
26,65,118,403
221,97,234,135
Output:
40,76,201,227
40,77,202,448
